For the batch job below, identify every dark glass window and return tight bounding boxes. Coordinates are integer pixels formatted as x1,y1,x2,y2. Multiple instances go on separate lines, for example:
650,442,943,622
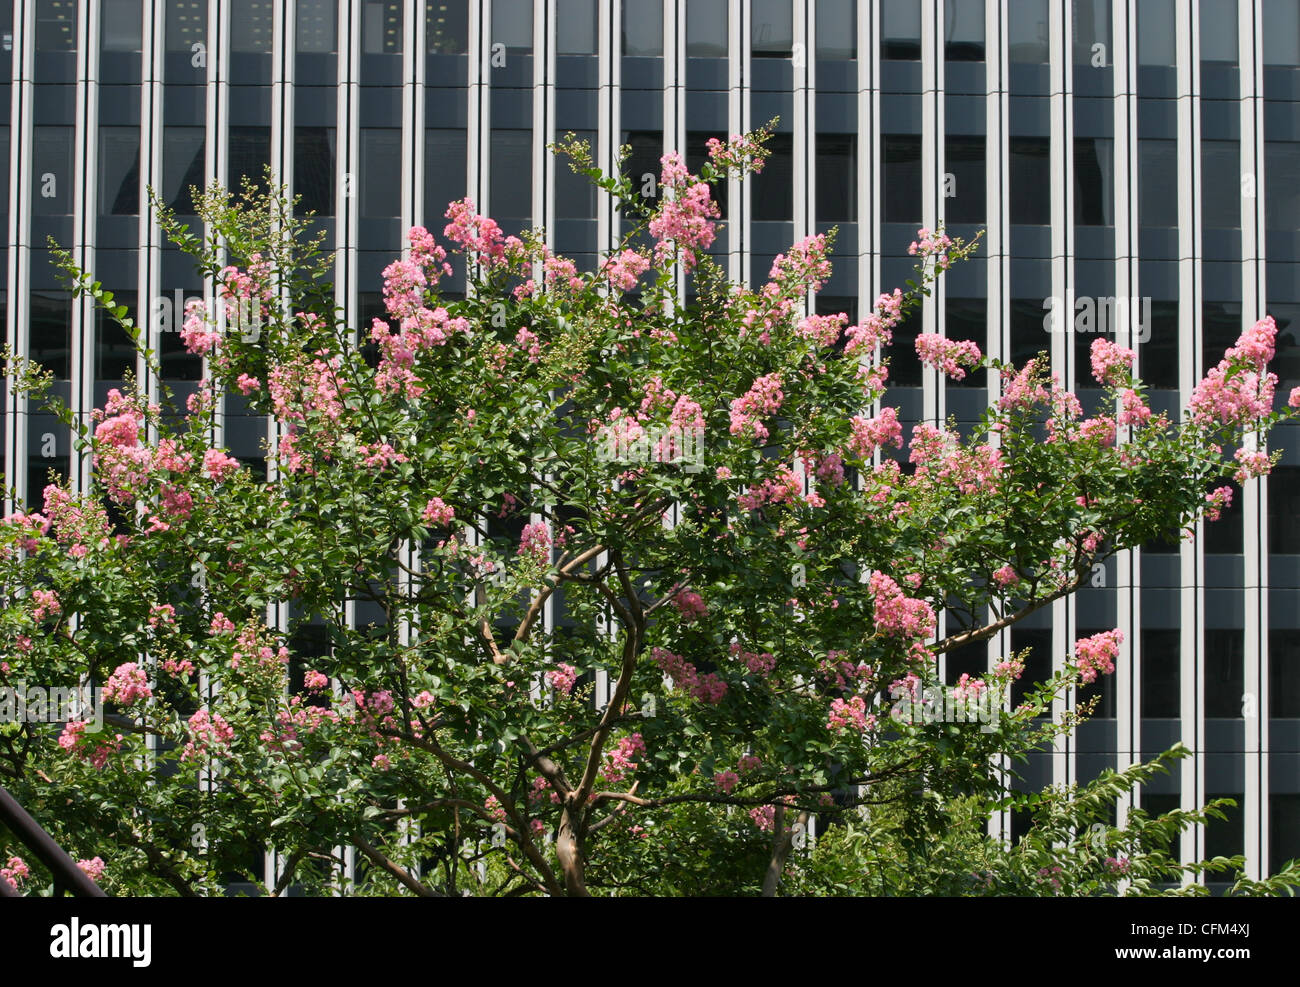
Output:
1138,0,1175,66
623,0,662,56
230,0,273,52
36,0,77,50
494,0,533,51
1139,139,1178,228
425,128,467,220
1141,300,1180,389
162,128,205,213
1073,0,1110,65
883,134,921,224
752,133,793,222
362,0,403,54
1205,629,1244,718
687,0,727,57
361,129,402,217
1009,0,1049,63
1202,300,1241,372
1203,476,1243,555
1262,0,1300,65
102,0,143,50
1200,0,1238,64
752,0,793,58
295,128,336,216
228,126,271,196
1266,143,1300,239
817,134,855,222
1204,793,1244,860
1271,795,1300,880
1009,138,1050,225
945,136,985,224
31,290,72,379
99,127,140,216
556,130,597,219
1141,628,1180,718
890,307,923,387
96,293,137,382
1074,138,1112,226
1270,467,1300,555
557,0,596,55
1010,628,1053,709
1271,629,1300,717
944,298,987,388
882,0,920,60
33,127,74,215
426,0,469,54
166,1,208,52
490,130,532,221
1202,140,1241,229
297,0,337,52
816,0,855,60
945,0,984,61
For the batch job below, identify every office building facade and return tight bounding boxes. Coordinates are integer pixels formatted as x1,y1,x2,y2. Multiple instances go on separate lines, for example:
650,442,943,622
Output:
2,0,1298,889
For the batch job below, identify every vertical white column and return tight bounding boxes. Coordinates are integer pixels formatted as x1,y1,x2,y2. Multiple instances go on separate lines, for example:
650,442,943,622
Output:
1176,0,1206,876
1239,0,1268,883
71,0,96,493
5,0,33,517
1112,0,1140,830
1046,0,1072,790
737,0,750,287
921,0,941,427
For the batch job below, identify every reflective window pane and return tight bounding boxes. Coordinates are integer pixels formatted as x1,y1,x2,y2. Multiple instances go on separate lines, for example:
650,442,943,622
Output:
363,0,403,54
361,129,402,216
102,0,143,51
946,136,985,224
425,129,467,220
815,0,855,60
883,134,921,223
882,0,921,60
163,127,205,213
623,0,662,56
1138,0,1175,66
295,128,336,216
1074,137,1112,226
297,0,337,53
1200,0,1238,64
1073,0,1110,65
1009,0,1049,63
816,134,854,222
490,130,532,221
33,127,74,215
686,0,727,57
36,0,77,51
1201,140,1241,229
752,133,793,221
1010,137,1050,224
427,0,469,54
752,0,793,57
1262,0,1300,65
1139,139,1178,227
99,127,140,216
166,1,208,53
945,0,984,61
557,0,596,55
230,0,273,52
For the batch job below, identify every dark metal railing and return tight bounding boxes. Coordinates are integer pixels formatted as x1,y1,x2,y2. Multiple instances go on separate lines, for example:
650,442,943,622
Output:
0,784,108,897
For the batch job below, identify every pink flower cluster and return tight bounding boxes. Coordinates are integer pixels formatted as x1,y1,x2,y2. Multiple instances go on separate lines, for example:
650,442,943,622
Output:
714,769,740,793
870,571,936,640
908,227,954,268
76,857,106,882
602,733,646,785
606,249,651,291
1189,317,1278,428
672,589,708,622
843,289,904,358
769,234,832,292
730,641,776,677
103,662,152,705
847,407,903,459
736,465,805,512
203,449,241,482
1118,388,1152,427
649,153,720,270
705,132,768,174
651,646,727,704
182,709,235,761
1204,486,1233,522
179,299,222,356
518,522,552,564
1090,338,1137,387
729,373,785,442
827,695,874,733
443,199,507,267
992,564,1019,588
422,497,455,526
545,663,577,696
1,856,30,887
915,333,981,380
1074,629,1123,685
1233,448,1272,484
796,312,847,347
994,656,1026,679
32,589,61,622
93,390,153,504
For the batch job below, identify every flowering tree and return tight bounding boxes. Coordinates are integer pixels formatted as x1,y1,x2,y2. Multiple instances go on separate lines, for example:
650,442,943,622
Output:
2,129,1298,896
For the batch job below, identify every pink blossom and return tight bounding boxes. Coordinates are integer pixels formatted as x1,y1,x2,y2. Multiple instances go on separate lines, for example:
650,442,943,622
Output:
992,564,1019,588
651,647,727,704
672,589,708,622
443,199,507,267
304,670,329,691
518,522,552,564
236,373,261,394
1233,448,1271,484
1074,629,1123,685
729,373,784,442
103,662,153,704
714,770,740,793
738,754,762,773
32,589,61,622
76,857,106,881
1090,338,1136,387
827,695,874,733
606,249,651,292
546,663,577,696
182,709,235,761
848,408,903,459
601,733,646,784
210,613,236,635
203,448,241,481
870,571,936,640
915,333,981,380
1204,486,1233,522
422,497,455,526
